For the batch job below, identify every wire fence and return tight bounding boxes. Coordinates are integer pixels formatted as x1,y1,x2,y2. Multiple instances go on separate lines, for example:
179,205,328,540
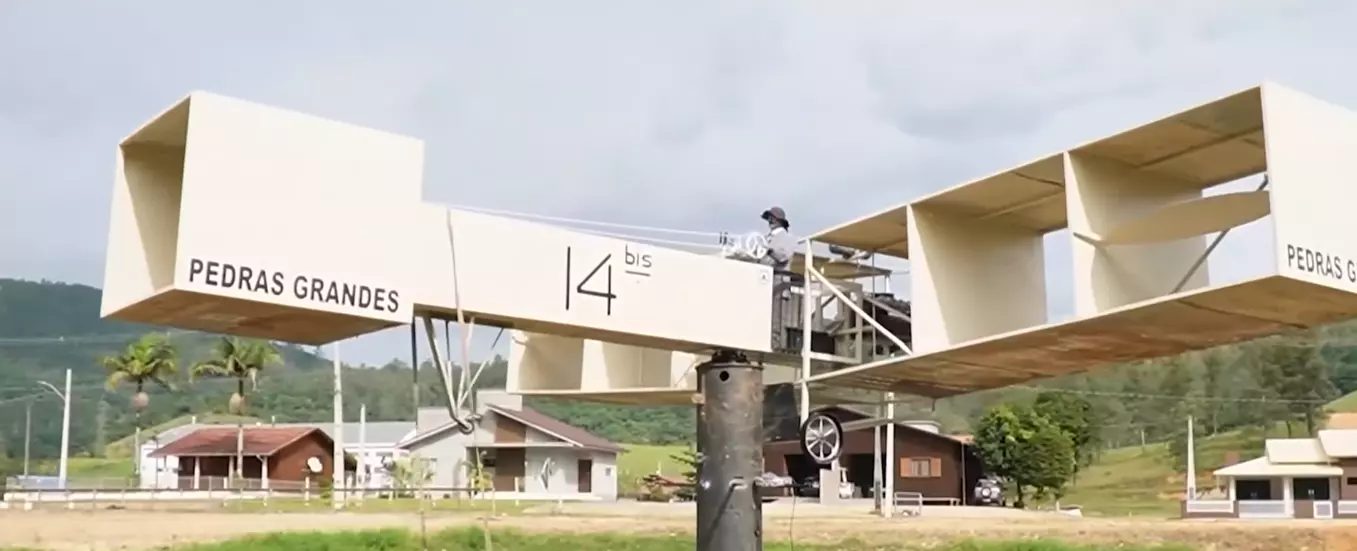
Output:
1,475,578,514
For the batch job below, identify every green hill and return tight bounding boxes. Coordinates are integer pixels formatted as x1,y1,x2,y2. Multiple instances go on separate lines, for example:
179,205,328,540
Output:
0,278,696,468
9,275,1357,506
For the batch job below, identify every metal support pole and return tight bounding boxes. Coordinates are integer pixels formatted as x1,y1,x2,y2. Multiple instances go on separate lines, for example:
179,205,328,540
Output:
873,397,883,513
410,319,420,430
799,240,814,421
696,350,764,551
884,393,896,518
333,341,345,510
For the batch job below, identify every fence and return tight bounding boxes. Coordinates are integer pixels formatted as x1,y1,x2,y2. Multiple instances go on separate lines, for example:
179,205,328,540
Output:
2,474,599,513
0,485,494,512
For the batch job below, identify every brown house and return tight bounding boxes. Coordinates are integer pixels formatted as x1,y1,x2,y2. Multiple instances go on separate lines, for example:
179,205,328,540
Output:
763,407,985,504
150,426,356,489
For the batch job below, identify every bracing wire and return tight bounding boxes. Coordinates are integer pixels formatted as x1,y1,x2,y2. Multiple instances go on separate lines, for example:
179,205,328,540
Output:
447,203,724,237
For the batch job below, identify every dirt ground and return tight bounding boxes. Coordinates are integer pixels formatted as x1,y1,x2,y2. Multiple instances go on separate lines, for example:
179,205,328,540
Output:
3,506,1357,551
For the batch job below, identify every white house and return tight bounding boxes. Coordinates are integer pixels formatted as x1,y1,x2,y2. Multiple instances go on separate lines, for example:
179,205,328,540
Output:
138,423,202,489
1185,429,1357,520
401,390,622,501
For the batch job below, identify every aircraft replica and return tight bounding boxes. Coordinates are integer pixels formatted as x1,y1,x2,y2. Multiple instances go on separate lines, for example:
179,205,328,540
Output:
102,82,1357,549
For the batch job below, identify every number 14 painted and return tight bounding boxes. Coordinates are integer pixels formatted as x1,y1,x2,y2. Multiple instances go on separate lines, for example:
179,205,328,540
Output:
564,247,617,315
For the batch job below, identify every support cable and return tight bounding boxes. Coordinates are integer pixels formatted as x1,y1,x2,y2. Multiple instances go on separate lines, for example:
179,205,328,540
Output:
1171,176,1271,294
446,203,724,237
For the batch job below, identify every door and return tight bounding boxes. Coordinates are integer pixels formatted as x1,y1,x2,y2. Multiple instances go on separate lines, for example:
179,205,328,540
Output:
577,459,593,493
1294,477,1332,500
493,449,525,492
1236,479,1272,500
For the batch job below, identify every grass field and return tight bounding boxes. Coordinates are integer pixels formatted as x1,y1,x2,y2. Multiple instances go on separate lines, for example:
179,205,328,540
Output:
7,507,1354,551
1328,388,1357,412
2,526,1197,551
616,443,687,494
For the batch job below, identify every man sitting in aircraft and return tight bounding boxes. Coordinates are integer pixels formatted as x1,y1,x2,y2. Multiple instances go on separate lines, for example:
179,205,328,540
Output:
721,206,800,350
726,206,796,269
757,206,796,271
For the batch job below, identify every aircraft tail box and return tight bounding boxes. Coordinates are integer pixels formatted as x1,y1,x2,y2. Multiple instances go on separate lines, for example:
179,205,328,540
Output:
101,92,422,344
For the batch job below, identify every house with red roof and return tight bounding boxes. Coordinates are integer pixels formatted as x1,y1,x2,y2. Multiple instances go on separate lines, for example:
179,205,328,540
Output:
401,390,624,500
148,426,356,490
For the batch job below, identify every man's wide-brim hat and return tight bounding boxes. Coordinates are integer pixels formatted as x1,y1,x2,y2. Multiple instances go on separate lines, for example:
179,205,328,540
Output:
762,206,788,224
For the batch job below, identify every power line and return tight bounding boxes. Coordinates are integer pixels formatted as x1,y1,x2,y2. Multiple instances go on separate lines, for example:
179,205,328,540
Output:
0,329,199,346
447,203,726,238
1007,384,1333,404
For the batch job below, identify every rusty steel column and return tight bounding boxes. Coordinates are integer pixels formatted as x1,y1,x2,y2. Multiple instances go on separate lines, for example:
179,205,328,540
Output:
695,350,764,551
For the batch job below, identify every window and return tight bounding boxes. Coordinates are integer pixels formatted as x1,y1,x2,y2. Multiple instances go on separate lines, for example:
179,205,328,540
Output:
1347,477,1357,486
901,457,941,478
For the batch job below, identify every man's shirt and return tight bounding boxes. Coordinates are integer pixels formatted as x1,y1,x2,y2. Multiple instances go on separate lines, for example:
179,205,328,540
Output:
762,226,796,270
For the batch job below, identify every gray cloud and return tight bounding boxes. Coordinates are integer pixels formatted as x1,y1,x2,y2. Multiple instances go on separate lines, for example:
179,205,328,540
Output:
2,1,1354,364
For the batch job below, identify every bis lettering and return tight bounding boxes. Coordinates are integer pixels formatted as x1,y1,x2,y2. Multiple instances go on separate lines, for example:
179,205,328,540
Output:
625,245,652,270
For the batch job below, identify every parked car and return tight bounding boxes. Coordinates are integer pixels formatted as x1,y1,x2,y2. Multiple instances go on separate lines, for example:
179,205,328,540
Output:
794,473,856,499
973,476,1005,506
757,472,795,503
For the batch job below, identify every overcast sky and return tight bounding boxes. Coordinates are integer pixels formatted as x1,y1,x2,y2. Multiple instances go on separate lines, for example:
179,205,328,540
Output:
2,1,1353,366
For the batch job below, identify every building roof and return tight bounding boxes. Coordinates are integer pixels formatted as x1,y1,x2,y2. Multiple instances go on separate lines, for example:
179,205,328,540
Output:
1214,456,1343,478
149,426,328,458
274,421,415,447
487,405,625,453
1265,438,1329,464
147,423,204,446
400,405,624,454
1213,429,1357,478
1328,413,1357,430
1317,429,1357,458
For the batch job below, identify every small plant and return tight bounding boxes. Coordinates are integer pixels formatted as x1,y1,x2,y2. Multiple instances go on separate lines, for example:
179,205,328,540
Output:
389,454,434,498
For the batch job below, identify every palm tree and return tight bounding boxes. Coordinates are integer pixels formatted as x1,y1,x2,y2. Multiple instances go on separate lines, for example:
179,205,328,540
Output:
190,337,282,481
100,333,177,476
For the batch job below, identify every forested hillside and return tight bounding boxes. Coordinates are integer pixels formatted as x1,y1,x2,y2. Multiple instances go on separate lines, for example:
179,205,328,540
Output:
3,277,1357,465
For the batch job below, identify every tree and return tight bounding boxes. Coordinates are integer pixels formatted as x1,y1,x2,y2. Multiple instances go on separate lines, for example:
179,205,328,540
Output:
100,333,177,473
972,403,1076,508
1251,338,1337,436
190,337,281,479
671,445,699,501
1159,357,1197,472
1033,392,1097,476
1022,421,1077,503
1200,350,1226,435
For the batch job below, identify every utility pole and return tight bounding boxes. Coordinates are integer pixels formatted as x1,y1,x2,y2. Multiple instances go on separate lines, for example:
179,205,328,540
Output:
37,369,71,489
332,341,345,510
1186,415,1197,500
359,402,367,498
22,400,31,477
695,350,763,551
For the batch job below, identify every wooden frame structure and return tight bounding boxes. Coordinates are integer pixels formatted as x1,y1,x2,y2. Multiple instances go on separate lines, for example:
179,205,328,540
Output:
799,82,1357,398
97,83,1357,517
